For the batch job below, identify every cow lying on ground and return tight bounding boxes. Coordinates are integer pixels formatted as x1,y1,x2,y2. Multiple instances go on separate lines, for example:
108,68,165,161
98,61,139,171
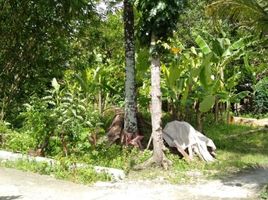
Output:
163,121,216,162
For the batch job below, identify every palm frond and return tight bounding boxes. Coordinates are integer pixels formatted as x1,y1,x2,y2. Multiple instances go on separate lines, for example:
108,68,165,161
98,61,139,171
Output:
207,0,268,33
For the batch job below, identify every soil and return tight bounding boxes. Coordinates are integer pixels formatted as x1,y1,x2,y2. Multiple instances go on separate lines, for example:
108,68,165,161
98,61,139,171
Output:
0,166,267,200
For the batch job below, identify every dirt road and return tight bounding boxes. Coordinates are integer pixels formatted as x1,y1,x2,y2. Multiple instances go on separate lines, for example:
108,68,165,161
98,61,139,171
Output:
0,167,267,200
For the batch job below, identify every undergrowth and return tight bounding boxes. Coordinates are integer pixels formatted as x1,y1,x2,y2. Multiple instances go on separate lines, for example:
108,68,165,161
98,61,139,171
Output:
0,159,111,184
1,118,268,185
260,184,268,200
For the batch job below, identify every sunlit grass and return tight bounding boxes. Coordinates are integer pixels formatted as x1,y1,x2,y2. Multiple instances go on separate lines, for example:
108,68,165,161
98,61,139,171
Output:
0,121,267,184
128,122,268,182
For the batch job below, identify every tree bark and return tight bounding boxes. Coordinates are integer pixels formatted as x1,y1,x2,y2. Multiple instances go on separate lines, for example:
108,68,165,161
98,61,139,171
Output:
151,55,164,165
196,101,203,132
98,86,102,115
214,97,219,123
123,0,138,136
226,101,230,124
150,36,168,166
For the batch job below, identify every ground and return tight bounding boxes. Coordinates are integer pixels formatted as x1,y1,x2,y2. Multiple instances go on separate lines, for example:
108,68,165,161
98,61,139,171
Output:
0,166,267,200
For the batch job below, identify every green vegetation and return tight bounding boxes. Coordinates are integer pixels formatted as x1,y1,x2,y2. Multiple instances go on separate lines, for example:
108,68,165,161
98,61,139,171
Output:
0,159,111,184
260,184,268,200
127,122,268,183
1,121,267,184
0,0,267,185
254,77,268,114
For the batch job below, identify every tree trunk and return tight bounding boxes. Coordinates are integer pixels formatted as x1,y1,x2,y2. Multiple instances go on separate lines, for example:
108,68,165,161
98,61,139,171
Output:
98,87,102,115
226,101,230,124
123,0,138,136
195,101,203,132
214,97,219,123
149,35,170,167
151,54,164,165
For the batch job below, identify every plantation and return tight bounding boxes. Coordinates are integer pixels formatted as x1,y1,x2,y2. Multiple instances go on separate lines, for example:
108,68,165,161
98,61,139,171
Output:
0,0,268,197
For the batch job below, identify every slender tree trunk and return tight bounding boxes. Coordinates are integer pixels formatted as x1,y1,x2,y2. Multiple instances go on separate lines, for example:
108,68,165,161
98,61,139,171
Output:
214,97,219,123
150,36,166,166
98,85,102,115
123,0,138,135
195,101,203,132
226,101,230,124
151,55,164,165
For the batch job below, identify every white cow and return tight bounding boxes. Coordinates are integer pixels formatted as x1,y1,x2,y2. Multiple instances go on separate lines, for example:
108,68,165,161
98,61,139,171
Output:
163,121,216,162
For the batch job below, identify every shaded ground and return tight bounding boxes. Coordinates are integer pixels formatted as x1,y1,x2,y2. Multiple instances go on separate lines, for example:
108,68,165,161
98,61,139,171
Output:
0,166,267,200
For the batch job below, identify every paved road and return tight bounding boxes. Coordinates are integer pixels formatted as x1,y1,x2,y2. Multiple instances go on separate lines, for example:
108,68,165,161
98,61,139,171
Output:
0,167,267,200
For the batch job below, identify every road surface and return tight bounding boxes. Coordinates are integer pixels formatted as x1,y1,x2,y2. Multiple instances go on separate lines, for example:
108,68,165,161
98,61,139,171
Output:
0,167,267,200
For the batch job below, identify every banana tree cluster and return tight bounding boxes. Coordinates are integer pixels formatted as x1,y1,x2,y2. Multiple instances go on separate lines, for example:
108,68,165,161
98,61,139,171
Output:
162,34,251,127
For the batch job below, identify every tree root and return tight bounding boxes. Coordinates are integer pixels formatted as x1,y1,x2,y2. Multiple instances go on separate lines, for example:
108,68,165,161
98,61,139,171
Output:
133,155,172,170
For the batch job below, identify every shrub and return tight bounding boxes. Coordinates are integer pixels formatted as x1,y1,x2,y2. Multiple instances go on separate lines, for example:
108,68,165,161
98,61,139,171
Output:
0,121,35,152
254,77,268,114
19,78,105,156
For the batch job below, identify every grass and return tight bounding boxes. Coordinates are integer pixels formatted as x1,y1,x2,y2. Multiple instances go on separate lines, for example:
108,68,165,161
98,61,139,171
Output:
128,122,268,183
0,158,112,185
260,184,268,200
204,123,268,172
1,121,268,185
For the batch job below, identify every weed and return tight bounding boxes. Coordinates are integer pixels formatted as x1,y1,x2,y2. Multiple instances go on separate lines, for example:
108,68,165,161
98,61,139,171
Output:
260,184,268,200
0,158,111,184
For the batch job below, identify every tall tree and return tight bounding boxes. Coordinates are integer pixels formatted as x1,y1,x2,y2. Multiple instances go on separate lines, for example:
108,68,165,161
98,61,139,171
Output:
137,0,185,167
123,0,138,138
0,0,96,122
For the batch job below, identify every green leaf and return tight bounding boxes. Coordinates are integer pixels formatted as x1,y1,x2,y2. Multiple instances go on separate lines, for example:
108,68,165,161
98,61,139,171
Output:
212,79,220,93
195,35,211,55
74,73,88,94
93,66,102,81
217,91,229,102
181,83,189,106
226,73,240,90
199,54,212,89
190,46,197,55
212,38,224,57
62,119,71,125
51,78,60,92
137,48,150,72
230,38,245,50
230,91,250,103
200,95,215,112
169,65,182,88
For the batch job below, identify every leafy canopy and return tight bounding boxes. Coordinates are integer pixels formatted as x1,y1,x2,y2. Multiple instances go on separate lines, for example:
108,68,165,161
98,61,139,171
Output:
136,0,186,45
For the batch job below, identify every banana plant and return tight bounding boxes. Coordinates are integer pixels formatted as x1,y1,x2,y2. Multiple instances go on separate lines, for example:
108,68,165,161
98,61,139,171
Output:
74,64,121,114
195,34,250,122
162,45,201,120
218,73,250,123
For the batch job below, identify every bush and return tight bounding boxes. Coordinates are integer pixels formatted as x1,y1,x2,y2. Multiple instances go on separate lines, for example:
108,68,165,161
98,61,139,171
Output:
254,77,268,114
19,79,105,156
0,121,35,153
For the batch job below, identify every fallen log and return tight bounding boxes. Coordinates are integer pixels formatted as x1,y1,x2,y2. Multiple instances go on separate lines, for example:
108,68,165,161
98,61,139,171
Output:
231,116,268,127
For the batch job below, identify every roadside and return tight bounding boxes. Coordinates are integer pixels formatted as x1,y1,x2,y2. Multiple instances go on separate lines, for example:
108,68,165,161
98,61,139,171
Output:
0,166,267,200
